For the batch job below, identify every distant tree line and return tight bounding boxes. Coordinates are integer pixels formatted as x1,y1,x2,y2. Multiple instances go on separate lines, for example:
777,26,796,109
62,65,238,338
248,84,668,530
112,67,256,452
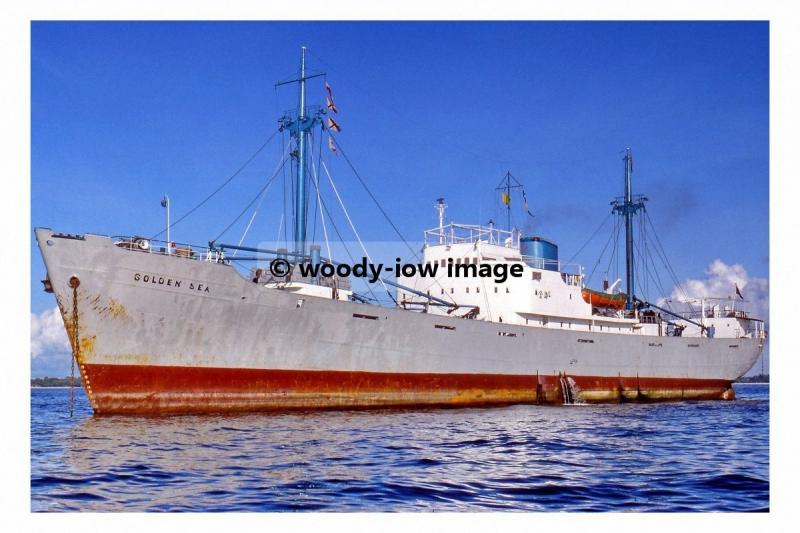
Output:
736,374,769,383
31,376,82,387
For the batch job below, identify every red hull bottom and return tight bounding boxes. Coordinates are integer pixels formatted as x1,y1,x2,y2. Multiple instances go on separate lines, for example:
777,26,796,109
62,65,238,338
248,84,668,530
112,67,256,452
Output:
78,364,736,415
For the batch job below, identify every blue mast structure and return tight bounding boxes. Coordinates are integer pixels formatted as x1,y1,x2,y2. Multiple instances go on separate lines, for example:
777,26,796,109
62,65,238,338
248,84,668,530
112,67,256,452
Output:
277,47,325,260
612,148,647,311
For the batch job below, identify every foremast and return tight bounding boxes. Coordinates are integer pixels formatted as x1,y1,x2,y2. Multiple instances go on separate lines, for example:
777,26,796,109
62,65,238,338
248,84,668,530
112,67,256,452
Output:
277,46,325,259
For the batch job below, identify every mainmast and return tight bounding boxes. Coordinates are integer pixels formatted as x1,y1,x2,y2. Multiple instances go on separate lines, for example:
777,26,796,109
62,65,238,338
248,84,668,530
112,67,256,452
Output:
277,47,325,259
612,148,647,311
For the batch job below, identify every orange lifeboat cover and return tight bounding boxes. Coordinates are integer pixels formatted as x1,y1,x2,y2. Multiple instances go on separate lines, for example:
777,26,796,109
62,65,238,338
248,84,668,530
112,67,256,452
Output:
581,288,627,309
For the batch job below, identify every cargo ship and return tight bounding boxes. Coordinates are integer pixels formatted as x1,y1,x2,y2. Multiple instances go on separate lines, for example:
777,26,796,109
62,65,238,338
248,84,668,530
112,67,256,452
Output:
35,48,765,415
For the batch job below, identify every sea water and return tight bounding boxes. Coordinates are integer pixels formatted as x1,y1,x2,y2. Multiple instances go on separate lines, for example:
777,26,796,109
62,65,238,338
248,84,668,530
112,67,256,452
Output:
30,384,768,511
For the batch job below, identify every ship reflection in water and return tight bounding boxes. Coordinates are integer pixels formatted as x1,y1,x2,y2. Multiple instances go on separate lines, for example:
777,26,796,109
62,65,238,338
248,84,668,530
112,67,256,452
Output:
31,385,768,511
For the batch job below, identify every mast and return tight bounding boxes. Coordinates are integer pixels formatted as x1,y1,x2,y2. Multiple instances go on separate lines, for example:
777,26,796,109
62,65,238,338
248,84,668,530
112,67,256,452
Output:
623,148,634,311
504,175,511,231
495,171,523,233
295,47,309,257
612,148,647,311
277,47,325,260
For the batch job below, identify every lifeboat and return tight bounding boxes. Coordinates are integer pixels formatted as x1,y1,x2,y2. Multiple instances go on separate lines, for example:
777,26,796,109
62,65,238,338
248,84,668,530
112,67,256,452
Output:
581,287,627,309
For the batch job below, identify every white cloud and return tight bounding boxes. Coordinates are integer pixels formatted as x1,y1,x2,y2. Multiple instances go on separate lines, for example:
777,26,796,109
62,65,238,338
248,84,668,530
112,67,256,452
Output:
30,306,70,359
662,259,769,324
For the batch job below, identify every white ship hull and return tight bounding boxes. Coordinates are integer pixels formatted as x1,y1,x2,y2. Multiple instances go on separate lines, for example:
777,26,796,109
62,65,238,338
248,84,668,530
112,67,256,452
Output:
36,229,763,414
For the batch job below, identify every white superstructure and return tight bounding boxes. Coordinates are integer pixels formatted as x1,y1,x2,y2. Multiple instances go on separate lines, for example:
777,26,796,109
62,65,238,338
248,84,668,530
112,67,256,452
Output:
394,220,764,342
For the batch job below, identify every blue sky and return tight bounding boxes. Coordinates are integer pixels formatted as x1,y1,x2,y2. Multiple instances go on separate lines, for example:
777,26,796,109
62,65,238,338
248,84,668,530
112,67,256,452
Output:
31,21,769,375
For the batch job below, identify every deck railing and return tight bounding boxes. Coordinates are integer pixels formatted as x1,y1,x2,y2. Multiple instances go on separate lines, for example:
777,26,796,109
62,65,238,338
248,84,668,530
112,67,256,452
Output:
112,236,223,263
424,223,519,248
684,308,753,320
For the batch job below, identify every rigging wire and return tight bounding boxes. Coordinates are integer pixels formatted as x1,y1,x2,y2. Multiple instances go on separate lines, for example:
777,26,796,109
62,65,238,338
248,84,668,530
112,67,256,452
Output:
644,210,695,312
300,131,381,303
585,201,688,316
643,240,672,308
635,238,668,306
586,215,619,286
635,229,676,311
600,214,621,288
309,165,381,304
633,216,649,302
289,141,296,246
642,210,653,301
212,151,290,242
648,237,688,309
313,172,333,266
327,132,457,307
309,128,324,244
275,213,285,247
151,128,280,239
307,134,334,263
567,212,612,265
640,210,649,299
280,131,289,248
232,142,293,256
635,210,647,300
613,214,620,284
328,135,418,259
320,159,397,305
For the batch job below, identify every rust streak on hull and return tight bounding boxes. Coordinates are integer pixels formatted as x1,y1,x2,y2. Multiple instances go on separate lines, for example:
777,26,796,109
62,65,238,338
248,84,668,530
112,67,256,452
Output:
83,363,735,415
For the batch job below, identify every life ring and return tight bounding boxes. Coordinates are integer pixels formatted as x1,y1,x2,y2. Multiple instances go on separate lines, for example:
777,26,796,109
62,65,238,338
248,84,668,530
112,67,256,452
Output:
135,238,150,251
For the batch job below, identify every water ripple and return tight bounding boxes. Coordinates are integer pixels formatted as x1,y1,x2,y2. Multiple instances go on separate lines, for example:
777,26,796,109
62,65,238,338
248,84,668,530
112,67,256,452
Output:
30,384,769,511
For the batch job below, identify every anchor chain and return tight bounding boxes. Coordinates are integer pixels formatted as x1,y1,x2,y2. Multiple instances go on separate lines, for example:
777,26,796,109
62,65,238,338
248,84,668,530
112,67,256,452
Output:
69,276,80,417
